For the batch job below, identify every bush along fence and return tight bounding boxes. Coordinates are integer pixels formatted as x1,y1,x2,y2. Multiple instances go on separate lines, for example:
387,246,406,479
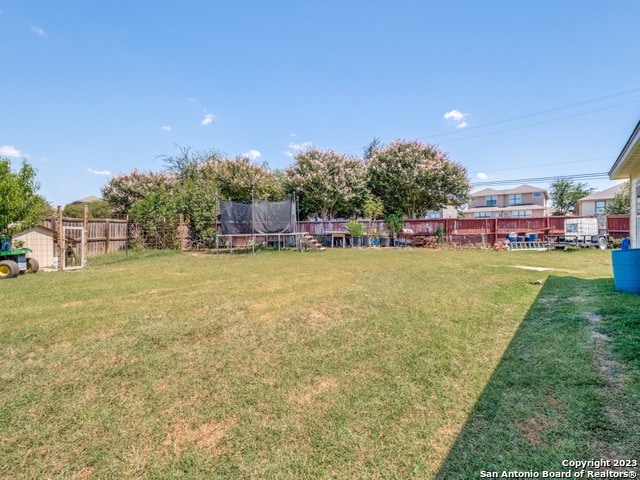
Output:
35,210,631,263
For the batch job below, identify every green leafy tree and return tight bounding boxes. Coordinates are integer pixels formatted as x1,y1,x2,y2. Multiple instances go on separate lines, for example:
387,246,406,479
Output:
386,213,404,243
549,178,591,216
101,169,176,215
62,200,112,218
160,148,285,240
363,197,384,221
0,157,49,236
160,148,223,240
201,156,285,202
161,146,223,181
88,200,112,218
178,178,220,242
367,140,470,218
61,203,85,218
363,137,382,161
284,148,367,220
605,182,631,215
129,186,181,249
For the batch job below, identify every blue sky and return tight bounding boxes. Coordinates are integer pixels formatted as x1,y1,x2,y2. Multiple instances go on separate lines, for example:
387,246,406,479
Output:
2,1,640,207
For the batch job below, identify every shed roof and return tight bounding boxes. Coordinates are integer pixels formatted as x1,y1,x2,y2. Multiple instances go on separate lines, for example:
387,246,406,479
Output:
15,225,56,236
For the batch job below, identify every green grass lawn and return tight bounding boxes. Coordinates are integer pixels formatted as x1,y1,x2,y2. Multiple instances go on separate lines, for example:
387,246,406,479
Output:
1,248,638,479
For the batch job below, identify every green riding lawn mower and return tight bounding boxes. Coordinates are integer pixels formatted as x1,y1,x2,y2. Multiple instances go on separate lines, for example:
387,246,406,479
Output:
0,236,39,279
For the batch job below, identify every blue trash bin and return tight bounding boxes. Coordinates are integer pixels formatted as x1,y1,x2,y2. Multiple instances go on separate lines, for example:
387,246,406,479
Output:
612,248,640,294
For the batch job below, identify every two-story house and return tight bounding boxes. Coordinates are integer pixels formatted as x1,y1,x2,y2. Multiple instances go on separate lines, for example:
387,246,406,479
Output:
464,184,548,218
574,183,626,216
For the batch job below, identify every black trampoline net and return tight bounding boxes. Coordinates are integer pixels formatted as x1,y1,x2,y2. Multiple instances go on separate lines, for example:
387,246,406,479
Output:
220,200,296,235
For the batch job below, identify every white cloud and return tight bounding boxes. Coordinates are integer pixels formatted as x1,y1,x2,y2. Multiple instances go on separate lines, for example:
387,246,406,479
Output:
201,113,215,125
285,141,313,157
476,172,489,180
444,109,470,129
161,125,171,132
31,26,47,37
243,149,261,160
289,141,313,151
444,110,465,122
284,142,313,157
0,145,22,157
87,169,112,176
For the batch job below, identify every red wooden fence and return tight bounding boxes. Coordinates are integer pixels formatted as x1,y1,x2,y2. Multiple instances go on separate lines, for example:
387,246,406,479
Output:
298,215,630,247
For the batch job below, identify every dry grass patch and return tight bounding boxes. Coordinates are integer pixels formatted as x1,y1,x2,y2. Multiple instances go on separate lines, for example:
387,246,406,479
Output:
162,416,238,457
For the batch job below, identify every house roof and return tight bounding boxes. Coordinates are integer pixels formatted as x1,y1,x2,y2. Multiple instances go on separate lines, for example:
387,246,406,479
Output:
73,195,102,204
576,183,625,202
609,120,640,179
471,184,548,198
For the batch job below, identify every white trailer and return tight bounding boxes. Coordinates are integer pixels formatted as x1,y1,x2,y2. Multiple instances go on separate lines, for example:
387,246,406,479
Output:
552,216,610,250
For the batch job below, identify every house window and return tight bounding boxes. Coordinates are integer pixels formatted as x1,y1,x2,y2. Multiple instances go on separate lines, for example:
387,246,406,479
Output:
474,212,491,218
470,197,477,202
512,210,532,218
485,196,497,207
508,194,522,205
595,201,606,214
533,192,543,198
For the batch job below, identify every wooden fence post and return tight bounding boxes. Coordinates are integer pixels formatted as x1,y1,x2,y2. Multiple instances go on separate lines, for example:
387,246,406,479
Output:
105,219,110,254
179,214,185,251
83,205,88,265
57,206,63,271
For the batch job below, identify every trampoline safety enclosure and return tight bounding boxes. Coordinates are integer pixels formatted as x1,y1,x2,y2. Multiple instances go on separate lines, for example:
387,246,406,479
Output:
218,199,300,252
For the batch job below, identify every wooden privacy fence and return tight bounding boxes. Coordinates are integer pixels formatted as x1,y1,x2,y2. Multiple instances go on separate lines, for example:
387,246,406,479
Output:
44,215,129,257
299,215,630,247
40,212,631,256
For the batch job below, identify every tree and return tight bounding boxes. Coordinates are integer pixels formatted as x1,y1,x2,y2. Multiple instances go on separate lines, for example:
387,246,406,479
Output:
0,157,49,236
284,148,367,220
549,178,591,216
363,137,381,161
161,146,223,181
606,182,631,215
367,140,470,218
62,200,112,218
101,169,176,215
200,156,285,202
128,186,182,249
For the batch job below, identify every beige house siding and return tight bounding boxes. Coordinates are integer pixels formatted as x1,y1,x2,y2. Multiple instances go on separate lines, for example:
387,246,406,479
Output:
574,183,625,216
609,121,640,248
425,206,458,219
576,201,602,216
465,185,548,218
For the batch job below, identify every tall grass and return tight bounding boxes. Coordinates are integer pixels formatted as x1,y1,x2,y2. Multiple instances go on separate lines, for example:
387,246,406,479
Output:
0,248,636,479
